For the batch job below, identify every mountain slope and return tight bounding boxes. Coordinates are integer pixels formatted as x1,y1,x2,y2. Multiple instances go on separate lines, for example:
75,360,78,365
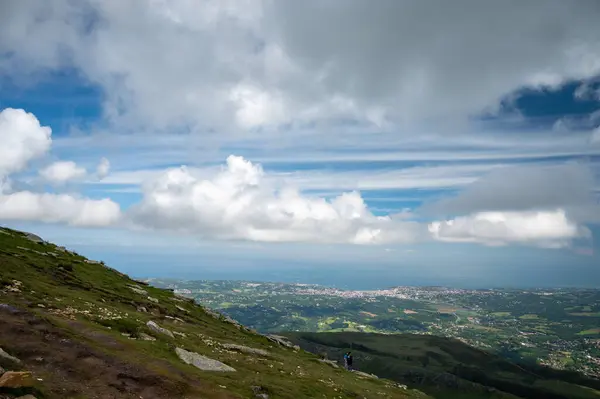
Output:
0,227,428,399
284,332,600,399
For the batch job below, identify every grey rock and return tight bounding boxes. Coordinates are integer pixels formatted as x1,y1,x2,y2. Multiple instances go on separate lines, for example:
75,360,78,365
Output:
221,343,270,357
317,359,339,368
127,284,148,295
265,334,296,349
137,306,148,313
16,395,38,399
175,347,236,372
147,296,159,303
251,386,269,398
139,333,156,341
146,321,174,338
175,305,190,313
25,233,43,243
0,347,21,364
353,370,378,379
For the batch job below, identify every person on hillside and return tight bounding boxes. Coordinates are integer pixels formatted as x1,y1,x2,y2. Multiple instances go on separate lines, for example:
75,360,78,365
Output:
343,352,349,369
347,352,353,371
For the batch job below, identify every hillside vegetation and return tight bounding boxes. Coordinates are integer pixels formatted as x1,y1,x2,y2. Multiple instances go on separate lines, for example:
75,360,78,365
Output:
0,226,428,399
284,332,600,399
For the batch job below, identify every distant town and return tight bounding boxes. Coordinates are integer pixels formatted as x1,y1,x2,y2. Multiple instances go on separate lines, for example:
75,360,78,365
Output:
148,279,600,378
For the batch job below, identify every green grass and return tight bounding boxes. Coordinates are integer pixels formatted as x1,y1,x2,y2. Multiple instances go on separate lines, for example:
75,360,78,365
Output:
0,227,427,399
284,331,600,399
518,314,540,320
577,329,600,336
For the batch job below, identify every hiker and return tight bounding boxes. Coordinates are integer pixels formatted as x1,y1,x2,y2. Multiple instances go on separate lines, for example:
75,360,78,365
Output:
343,352,349,369
347,352,353,371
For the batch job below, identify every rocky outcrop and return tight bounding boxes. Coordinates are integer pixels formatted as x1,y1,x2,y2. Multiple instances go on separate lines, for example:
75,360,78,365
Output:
146,321,175,338
175,348,236,372
221,343,270,357
0,371,34,388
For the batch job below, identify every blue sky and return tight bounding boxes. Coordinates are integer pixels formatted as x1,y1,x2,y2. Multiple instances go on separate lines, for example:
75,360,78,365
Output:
1,1,600,288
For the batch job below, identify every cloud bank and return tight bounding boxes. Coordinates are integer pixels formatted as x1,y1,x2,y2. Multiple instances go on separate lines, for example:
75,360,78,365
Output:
1,1,600,130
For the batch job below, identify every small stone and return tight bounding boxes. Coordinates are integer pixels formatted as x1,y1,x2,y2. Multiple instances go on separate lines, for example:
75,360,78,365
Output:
127,285,147,295
0,347,21,364
146,321,174,338
137,306,148,313
37,304,45,308
0,371,34,388
221,343,270,357
147,296,159,304
139,333,156,341
175,305,190,313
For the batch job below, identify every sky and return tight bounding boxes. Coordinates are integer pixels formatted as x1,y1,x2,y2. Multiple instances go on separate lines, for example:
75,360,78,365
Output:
1,1,600,289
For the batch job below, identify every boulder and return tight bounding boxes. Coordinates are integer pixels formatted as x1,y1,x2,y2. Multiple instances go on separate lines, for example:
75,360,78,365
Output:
0,371,34,388
147,296,159,303
16,395,38,399
0,347,21,364
175,348,236,372
221,343,270,357
146,321,174,338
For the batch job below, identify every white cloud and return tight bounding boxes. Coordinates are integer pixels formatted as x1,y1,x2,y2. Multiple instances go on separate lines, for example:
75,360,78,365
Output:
0,108,52,177
39,160,87,184
0,107,121,227
1,1,600,130
96,157,110,179
0,191,120,227
129,155,424,244
429,210,590,248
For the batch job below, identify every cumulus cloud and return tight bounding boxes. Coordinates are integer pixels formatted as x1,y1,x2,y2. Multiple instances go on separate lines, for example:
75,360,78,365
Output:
0,107,121,227
429,210,590,248
1,1,600,130
0,108,52,177
96,157,110,179
0,191,121,227
129,155,424,244
39,160,87,184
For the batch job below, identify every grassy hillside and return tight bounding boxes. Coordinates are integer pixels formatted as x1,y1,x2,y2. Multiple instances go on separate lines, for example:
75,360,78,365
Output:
0,226,428,399
284,332,600,399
